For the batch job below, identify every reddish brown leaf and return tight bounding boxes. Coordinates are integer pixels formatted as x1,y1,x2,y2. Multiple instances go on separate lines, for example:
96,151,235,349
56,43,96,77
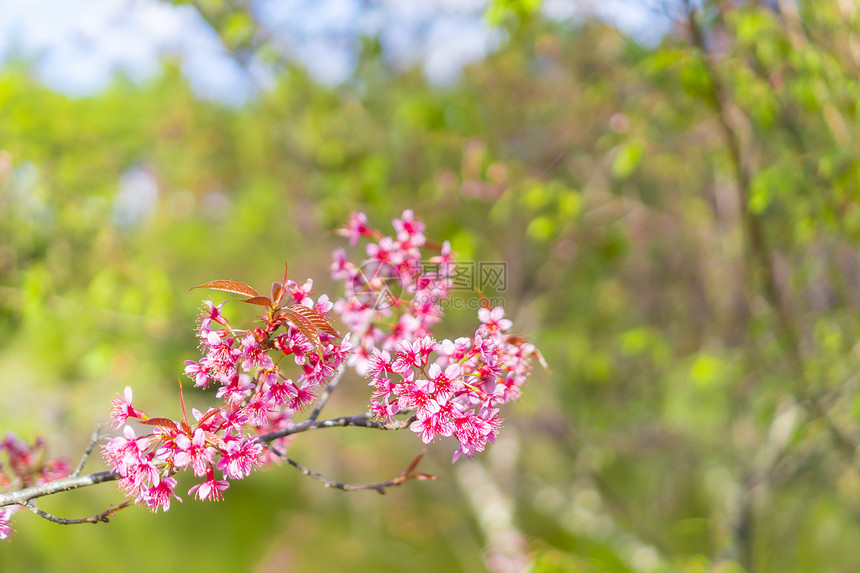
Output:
204,431,228,451
281,308,325,358
240,296,274,307
189,280,260,298
197,409,221,426
404,450,426,475
273,261,289,306
140,418,179,431
287,304,339,336
505,334,550,371
422,239,444,252
271,281,283,303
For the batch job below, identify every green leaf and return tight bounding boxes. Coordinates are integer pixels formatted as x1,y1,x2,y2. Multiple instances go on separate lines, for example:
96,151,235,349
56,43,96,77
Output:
527,216,556,242
611,142,644,180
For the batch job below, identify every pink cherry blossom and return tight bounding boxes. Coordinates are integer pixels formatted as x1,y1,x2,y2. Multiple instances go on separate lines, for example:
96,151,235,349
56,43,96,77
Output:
109,386,147,429
409,408,454,444
478,306,513,333
189,468,230,501
393,209,426,246
198,300,227,336
184,360,211,388
0,507,16,541
240,333,275,372
102,426,150,475
217,437,263,480
138,476,181,512
337,211,371,246
173,429,213,477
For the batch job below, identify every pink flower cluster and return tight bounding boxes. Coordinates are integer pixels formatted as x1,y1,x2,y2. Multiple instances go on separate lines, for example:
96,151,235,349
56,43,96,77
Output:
366,307,535,461
332,209,455,376
333,211,539,462
103,278,349,512
98,210,539,515
0,432,70,539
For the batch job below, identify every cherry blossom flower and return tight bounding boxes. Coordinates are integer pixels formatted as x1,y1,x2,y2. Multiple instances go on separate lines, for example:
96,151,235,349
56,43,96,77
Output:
286,379,316,411
102,426,150,475
203,331,240,383
173,429,213,477
265,376,298,409
0,506,16,541
189,468,230,502
409,408,454,444
478,306,513,333
393,209,426,246
109,386,147,429
198,300,227,337
216,374,254,404
139,476,181,512
367,349,393,378
240,333,275,372
184,360,211,388
284,278,315,306
337,211,372,246
366,237,403,266
217,436,263,480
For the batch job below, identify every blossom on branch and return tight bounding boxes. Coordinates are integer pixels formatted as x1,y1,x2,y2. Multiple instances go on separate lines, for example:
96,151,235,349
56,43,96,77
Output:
92,210,538,517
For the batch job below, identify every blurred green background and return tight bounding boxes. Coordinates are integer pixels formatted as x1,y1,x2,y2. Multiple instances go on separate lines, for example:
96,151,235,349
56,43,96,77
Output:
3,0,860,571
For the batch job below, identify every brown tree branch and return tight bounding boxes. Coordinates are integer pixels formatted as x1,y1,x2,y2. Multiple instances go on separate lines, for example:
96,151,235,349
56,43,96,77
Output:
0,412,414,508
277,449,435,494
255,413,415,445
22,500,131,525
0,470,120,508
72,427,102,478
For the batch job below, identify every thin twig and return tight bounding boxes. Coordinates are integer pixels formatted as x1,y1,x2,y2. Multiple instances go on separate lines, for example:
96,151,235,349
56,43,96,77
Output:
22,500,132,525
72,426,102,478
276,449,435,494
307,365,346,422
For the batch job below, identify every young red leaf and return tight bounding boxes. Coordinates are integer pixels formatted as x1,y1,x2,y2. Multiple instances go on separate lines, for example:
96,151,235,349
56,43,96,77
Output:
505,334,550,371
271,282,283,303
404,449,427,475
139,418,179,431
287,304,339,336
240,296,274,307
204,431,228,451
273,261,289,306
280,308,325,358
189,280,260,298
197,409,221,426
